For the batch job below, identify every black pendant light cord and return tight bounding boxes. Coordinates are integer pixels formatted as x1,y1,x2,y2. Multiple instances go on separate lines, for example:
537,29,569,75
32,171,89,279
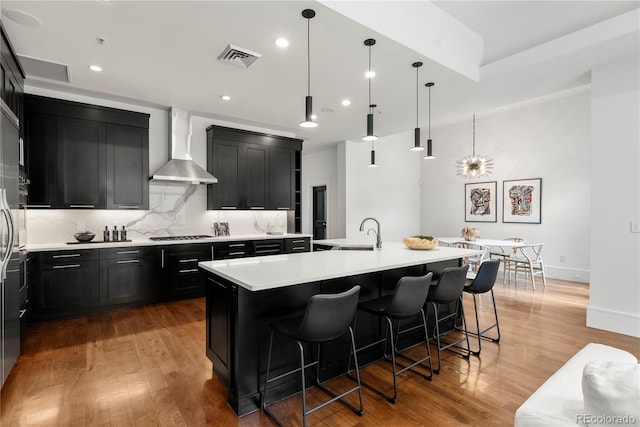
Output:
306,17,311,97
416,66,419,127
368,46,372,113
428,84,431,138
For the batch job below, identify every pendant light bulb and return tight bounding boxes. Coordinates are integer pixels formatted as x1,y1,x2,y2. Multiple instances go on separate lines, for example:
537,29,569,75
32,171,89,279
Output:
456,114,494,177
362,39,377,142
369,141,378,167
300,9,318,128
423,82,436,159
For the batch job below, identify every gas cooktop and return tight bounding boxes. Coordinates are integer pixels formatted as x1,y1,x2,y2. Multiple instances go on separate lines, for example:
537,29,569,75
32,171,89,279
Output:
149,235,213,241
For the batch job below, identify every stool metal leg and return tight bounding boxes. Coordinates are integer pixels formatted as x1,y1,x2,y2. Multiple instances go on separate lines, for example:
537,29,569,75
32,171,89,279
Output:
467,290,501,356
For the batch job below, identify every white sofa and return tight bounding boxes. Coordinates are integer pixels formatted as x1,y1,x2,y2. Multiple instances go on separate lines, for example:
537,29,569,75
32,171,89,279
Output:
515,343,639,427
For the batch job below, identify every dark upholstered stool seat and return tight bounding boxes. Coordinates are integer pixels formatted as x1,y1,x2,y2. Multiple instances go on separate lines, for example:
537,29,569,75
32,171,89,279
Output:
262,285,363,427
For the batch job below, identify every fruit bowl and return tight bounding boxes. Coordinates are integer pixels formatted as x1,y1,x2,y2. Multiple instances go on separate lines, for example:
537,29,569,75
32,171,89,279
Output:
74,231,96,242
403,236,439,250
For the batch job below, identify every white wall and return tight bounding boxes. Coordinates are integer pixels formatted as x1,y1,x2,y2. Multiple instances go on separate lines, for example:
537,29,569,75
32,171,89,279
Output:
420,91,592,283
344,132,422,241
588,55,640,338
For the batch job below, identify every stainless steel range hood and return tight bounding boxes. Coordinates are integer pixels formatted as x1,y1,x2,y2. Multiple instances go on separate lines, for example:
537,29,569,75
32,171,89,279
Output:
150,107,218,184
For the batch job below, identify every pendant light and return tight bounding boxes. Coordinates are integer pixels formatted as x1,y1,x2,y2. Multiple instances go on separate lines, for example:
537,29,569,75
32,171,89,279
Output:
300,9,317,128
456,114,494,178
410,62,425,151
423,82,436,159
362,38,377,142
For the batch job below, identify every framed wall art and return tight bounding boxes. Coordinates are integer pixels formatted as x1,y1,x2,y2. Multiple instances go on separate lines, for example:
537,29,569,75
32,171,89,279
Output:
213,222,230,236
503,178,542,224
465,181,497,222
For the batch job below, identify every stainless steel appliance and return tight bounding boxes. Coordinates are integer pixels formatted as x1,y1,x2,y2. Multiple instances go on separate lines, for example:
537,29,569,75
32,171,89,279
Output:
1,99,20,387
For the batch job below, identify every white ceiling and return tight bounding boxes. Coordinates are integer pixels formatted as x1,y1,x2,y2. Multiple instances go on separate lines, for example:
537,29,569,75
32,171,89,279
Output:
2,1,638,150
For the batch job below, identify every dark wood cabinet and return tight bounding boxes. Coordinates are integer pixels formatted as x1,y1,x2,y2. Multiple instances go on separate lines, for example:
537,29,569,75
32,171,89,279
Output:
157,243,214,301
269,147,295,210
106,124,149,209
253,240,282,257
24,112,57,207
206,276,233,387
99,247,154,306
24,94,149,209
56,116,106,208
206,125,302,217
0,23,24,120
214,240,254,260
31,250,100,320
284,237,311,253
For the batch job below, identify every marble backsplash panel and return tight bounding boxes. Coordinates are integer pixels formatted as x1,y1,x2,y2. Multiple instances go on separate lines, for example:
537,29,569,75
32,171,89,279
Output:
26,183,288,244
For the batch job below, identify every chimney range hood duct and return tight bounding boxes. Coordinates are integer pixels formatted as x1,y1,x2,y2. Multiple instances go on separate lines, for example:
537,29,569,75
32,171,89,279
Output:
150,107,218,185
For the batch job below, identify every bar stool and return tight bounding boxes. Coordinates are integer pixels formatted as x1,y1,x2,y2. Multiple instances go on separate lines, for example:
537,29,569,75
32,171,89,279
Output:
463,259,501,355
425,265,471,373
349,273,434,403
261,285,363,427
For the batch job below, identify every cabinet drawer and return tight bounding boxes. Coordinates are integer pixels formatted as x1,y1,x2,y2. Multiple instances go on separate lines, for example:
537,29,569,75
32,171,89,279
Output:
215,241,255,259
284,237,310,253
254,240,283,257
99,246,154,260
37,249,99,265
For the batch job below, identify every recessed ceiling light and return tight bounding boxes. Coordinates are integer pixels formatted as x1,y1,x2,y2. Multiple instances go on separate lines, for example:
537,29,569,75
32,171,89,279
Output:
88,64,102,72
275,38,289,48
221,95,231,101
341,99,351,106
2,9,44,27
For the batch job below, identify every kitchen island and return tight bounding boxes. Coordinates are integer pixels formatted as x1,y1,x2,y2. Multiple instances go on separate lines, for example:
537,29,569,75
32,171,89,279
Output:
199,244,482,416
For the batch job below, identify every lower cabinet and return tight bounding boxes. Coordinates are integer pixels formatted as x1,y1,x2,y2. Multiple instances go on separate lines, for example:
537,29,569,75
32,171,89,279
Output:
31,250,100,321
99,247,155,306
206,275,232,387
157,243,214,301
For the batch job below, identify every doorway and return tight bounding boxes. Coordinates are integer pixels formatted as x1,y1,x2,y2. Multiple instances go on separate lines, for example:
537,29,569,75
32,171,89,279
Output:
312,185,327,240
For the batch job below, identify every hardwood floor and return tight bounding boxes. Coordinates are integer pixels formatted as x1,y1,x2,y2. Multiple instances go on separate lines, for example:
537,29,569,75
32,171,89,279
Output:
2,277,639,426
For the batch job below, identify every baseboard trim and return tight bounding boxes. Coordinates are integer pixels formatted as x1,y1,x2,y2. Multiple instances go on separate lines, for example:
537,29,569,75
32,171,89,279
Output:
587,304,640,338
545,265,590,283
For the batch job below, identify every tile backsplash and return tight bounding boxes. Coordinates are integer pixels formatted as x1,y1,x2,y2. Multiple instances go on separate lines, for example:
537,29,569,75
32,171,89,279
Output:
27,183,288,244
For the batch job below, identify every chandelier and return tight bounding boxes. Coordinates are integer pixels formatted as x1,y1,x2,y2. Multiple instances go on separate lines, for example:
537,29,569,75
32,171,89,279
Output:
456,114,493,178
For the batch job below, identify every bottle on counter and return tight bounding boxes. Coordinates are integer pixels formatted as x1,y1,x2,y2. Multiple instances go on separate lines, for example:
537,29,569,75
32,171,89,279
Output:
121,226,127,241
103,226,110,242
112,225,119,241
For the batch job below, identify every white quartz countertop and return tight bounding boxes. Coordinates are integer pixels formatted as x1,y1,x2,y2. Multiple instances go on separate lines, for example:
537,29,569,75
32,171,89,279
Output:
27,233,312,252
312,238,376,249
199,242,483,291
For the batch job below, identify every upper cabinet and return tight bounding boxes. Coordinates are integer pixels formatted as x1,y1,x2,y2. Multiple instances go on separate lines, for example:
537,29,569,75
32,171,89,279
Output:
206,125,302,212
1,22,25,177
24,94,150,209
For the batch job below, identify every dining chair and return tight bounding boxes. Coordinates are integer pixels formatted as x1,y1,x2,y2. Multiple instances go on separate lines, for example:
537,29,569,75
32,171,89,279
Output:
505,243,546,290
489,237,524,284
453,242,489,280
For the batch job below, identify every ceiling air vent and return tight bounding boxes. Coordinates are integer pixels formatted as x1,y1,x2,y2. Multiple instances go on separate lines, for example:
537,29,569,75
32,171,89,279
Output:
217,44,261,68
18,55,71,83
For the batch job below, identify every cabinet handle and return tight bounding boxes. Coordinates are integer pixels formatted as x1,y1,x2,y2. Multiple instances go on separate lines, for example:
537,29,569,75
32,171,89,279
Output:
69,205,95,208
291,239,306,243
228,251,245,256
53,264,81,269
277,207,290,210
118,205,140,209
221,206,237,210
179,268,199,273
27,204,52,208
256,249,281,254
250,206,265,210
116,250,139,255
7,268,20,273
211,246,214,260
19,309,26,319
116,259,139,264
229,243,245,248
291,247,306,251
52,253,80,259
161,249,165,268
179,258,198,263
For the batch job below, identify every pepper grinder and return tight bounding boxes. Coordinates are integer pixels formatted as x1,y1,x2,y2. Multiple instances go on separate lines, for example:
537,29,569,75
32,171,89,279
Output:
112,225,119,241
103,226,110,242
121,225,127,241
